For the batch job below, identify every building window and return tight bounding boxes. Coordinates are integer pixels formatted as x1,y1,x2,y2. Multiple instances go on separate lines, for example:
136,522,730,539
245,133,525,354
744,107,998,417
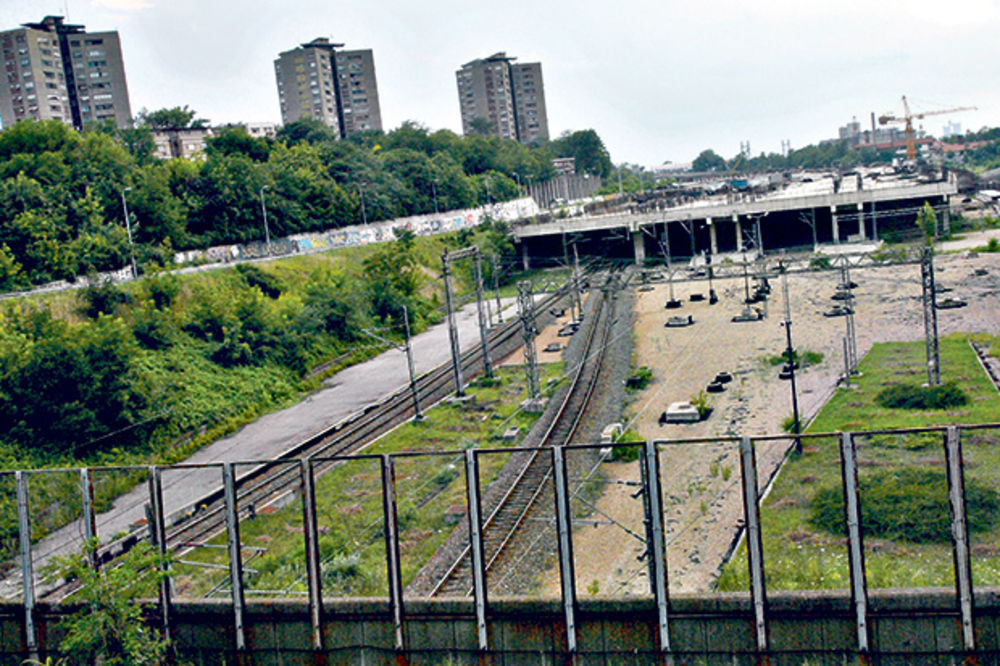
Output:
85,38,104,45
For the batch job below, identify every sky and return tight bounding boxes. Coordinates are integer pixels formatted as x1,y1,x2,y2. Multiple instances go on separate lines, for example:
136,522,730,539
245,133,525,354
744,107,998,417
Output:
3,0,1000,167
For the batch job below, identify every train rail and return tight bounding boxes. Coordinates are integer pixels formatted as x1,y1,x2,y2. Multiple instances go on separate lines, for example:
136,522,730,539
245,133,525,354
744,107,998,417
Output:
424,268,624,598
37,279,578,601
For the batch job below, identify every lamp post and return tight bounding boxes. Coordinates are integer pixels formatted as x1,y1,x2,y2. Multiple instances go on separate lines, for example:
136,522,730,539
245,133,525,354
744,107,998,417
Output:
120,187,137,279
259,185,272,256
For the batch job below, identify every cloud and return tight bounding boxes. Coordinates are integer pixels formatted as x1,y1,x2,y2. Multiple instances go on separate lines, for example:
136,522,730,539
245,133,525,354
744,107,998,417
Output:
92,0,155,11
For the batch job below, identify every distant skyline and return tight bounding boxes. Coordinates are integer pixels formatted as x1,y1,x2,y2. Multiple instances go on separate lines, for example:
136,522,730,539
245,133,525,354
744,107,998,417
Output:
1,0,998,167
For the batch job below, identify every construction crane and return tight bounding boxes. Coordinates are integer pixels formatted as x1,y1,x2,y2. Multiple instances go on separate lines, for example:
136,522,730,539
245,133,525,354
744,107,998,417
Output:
878,95,976,160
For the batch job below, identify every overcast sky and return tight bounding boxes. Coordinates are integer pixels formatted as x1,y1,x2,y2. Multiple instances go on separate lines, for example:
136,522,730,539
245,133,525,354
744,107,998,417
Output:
3,0,1000,167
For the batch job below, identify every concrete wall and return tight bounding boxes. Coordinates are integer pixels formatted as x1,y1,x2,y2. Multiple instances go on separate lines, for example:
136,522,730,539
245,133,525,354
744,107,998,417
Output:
3,589,999,664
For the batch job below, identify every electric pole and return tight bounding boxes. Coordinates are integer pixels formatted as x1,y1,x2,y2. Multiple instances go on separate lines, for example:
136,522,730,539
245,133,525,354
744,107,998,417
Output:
474,249,493,378
920,247,941,386
492,254,503,324
780,263,802,453
441,250,464,397
517,281,540,400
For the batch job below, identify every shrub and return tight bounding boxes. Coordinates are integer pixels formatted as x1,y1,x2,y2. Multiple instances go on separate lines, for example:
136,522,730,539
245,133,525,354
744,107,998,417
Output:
78,279,131,318
131,307,174,350
626,366,653,391
876,382,968,410
236,263,283,298
145,273,180,309
808,467,1000,543
809,256,832,271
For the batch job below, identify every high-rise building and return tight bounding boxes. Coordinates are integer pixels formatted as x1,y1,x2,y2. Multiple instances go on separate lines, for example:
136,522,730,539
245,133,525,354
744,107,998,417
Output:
455,52,548,145
0,15,132,130
274,37,382,138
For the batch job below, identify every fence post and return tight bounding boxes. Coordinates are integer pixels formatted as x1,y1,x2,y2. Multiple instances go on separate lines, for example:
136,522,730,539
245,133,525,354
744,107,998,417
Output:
222,462,247,653
381,454,406,653
839,432,871,655
16,471,38,663
300,459,324,652
643,440,671,654
738,437,768,654
944,426,976,653
464,449,489,652
552,446,578,654
80,468,97,569
147,466,173,641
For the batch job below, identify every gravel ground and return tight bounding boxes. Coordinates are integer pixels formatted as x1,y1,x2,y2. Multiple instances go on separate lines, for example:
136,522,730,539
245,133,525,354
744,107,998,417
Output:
542,247,1000,597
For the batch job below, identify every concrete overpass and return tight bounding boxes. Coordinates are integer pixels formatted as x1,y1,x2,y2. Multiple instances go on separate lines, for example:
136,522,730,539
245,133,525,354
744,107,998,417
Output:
514,175,959,266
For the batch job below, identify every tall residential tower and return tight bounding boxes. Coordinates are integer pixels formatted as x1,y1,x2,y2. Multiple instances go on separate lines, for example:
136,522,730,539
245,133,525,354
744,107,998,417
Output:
456,52,548,145
0,15,132,130
274,37,382,138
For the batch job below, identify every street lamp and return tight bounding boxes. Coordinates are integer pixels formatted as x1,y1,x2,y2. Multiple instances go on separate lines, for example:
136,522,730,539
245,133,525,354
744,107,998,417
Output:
120,187,137,279
259,185,272,256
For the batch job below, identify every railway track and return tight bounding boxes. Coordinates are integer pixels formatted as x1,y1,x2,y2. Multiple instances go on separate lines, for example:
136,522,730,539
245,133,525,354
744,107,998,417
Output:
37,278,578,601
424,268,625,598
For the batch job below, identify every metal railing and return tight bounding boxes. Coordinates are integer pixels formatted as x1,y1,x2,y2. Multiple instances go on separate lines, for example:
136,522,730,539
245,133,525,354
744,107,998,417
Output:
2,422,997,661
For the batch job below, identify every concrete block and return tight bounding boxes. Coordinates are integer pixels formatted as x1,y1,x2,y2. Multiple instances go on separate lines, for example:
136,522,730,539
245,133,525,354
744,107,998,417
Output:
668,617,707,653
495,618,557,655
406,616,456,653
602,618,655,655
323,618,365,650
244,620,277,653
872,615,937,654
272,620,314,653
701,616,753,654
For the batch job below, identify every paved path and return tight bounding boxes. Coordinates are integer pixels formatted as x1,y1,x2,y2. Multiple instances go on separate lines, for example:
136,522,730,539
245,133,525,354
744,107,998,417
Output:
0,299,516,599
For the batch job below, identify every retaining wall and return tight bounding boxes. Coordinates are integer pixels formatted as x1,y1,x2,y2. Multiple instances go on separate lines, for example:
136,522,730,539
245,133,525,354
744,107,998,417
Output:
3,589,1000,664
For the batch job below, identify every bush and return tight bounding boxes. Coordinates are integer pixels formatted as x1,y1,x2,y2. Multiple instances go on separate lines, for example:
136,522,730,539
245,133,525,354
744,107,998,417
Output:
78,279,131,318
808,467,1000,543
131,307,174,350
626,366,653,391
236,263,283,298
145,273,180,309
876,382,968,410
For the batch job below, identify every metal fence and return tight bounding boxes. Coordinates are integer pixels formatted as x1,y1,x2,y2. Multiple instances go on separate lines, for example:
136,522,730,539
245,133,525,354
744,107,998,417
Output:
2,423,998,660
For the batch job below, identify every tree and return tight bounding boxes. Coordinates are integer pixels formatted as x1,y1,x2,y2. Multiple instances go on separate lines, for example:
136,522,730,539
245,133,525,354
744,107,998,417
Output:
916,202,939,243
139,105,207,130
692,149,726,172
468,117,494,137
552,129,613,178
43,538,171,666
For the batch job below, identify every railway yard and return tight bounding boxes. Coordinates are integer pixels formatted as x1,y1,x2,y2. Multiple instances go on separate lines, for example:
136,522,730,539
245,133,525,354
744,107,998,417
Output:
7,239,1000,608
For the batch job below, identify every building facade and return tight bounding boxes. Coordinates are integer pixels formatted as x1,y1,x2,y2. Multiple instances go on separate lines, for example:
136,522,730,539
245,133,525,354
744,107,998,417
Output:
0,15,131,130
455,52,548,145
274,38,382,138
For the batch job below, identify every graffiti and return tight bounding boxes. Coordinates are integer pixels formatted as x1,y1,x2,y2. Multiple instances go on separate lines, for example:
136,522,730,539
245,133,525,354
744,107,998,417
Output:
172,197,542,266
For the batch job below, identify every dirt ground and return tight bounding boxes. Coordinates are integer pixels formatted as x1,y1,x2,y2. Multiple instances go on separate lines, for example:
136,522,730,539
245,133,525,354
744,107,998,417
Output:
548,246,1000,597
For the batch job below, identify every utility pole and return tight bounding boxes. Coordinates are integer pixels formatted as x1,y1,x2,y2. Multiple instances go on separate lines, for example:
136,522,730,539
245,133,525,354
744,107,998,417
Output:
780,263,802,453
259,185,272,256
120,187,137,279
474,249,493,378
920,247,941,386
840,257,859,375
659,230,680,308
491,254,503,324
572,241,583,320
441,250,464,396
402,306,422,420
517,281,540,399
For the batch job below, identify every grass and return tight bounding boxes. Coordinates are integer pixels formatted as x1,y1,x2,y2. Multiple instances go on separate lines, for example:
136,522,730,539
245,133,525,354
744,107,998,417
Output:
169,363,564,599
717,333,1000,592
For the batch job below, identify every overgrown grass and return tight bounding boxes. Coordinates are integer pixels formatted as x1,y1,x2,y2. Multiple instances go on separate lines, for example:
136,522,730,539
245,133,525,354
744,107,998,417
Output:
717,334,1000,592
170,363,565,598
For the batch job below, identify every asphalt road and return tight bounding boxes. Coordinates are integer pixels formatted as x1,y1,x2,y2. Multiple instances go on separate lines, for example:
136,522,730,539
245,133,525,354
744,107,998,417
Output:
0,299,514,600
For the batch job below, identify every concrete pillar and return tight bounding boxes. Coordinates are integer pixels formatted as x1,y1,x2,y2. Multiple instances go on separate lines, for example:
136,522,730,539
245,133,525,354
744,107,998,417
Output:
633,230,646,266
707,218,719,255
521,243,530,271
857,203,866,240
943,197,951,236
831,206,840,244
734,214,744,252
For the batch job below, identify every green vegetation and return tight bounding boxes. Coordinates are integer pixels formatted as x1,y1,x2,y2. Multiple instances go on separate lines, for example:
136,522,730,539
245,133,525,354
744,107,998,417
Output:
625,366,653,391
170,363,564,597
0,115,614,290
765,349,824,369
718,334,1000,591
43,538,172,665
875,382,968,410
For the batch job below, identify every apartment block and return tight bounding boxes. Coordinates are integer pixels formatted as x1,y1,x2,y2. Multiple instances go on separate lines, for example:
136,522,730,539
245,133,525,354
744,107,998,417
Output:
456,52,548,144
0,15,131,130
274,37,382,138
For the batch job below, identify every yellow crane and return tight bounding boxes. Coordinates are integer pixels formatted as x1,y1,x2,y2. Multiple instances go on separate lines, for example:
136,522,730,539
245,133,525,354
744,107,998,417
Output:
878,95,976,160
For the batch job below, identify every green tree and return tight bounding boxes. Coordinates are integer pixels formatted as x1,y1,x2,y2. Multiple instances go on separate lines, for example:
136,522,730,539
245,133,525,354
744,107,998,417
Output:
43,538,171,666
692,149,727,172
552,129,613,178
139,104,207,129
916,202,939,242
